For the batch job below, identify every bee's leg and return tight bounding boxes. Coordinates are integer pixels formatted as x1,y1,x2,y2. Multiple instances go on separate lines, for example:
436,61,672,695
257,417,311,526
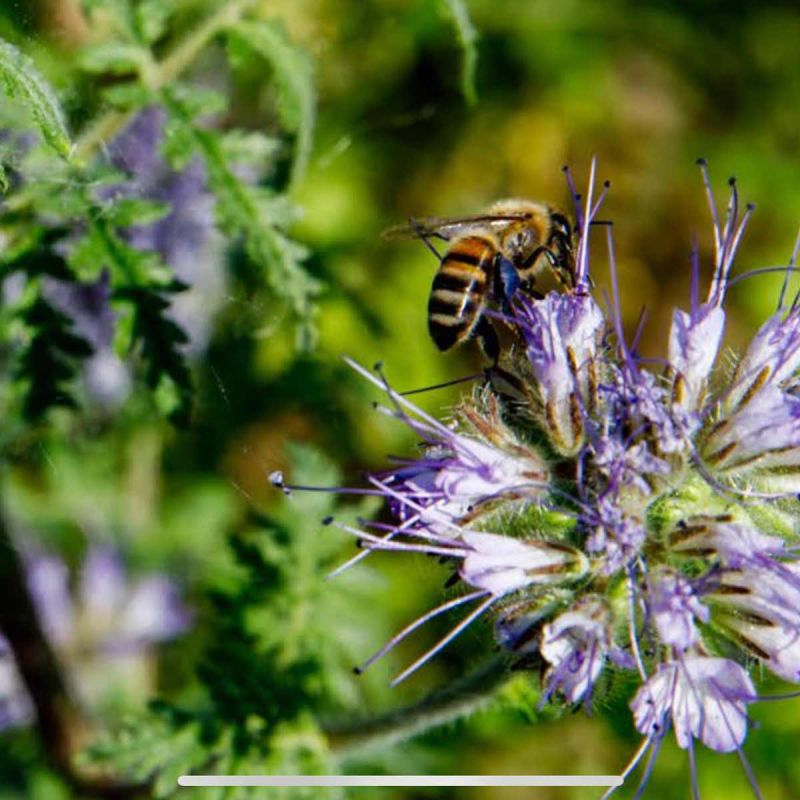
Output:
419,235,443,260
546,231,576,288
410,218,444,259
550,212,572,238
548,230,572,254
472,315,500,365
516,246,553,296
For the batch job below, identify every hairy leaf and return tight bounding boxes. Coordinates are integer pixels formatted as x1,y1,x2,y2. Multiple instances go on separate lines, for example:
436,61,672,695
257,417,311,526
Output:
14,295,93,419
79,42,151,76
162,88,320,339
227,20,316,186
0,37,72,156
439,0,479,105
68,214,172,285
114,284,192,425
134,0,174,44
220,129,282,166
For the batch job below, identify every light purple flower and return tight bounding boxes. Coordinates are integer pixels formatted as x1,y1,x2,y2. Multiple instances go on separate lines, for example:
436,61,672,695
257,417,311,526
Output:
78,548,190,652
667,165,751,414
338,523,587,685
458,531,588,595
584,496,646,574
516,291,604,454
618,367,690,454
724,307,800,413
540,597,610,704
671,518,787,566
631,656,754,753
648,569,709,650
590,429,670,497
299,164,800,794
708,563,800,681
670,518,800,680
345,359,550,535
704,385,800,473
26,553,75,649
0,546,190,729
668,304,726,411
384,434,550,534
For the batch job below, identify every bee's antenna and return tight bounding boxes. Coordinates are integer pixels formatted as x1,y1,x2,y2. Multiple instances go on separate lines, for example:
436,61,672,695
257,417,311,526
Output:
400,372,485,396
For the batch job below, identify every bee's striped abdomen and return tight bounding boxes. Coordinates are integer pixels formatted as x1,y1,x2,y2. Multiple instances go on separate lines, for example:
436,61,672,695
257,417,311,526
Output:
427,235,495,352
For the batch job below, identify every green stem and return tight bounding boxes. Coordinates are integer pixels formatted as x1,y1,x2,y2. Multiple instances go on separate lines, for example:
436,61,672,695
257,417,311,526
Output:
324,655,511,757
73,0,256,162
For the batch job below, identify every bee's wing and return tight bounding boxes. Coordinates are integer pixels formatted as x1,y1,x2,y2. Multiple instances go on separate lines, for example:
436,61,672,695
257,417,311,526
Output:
380,212,532,242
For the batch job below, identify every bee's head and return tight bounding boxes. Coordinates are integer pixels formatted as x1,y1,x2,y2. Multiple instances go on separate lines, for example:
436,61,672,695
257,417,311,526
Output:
488,199,551,265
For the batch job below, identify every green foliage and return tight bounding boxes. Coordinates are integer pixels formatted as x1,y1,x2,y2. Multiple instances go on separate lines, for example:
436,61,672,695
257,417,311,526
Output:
78,42,151,77
86,444,380,794
227,20,316,187
134,0,175,45
438,0,479,105
161,86,320,347
87,709,337,800
68,210,169,285
114,283,192,425
12,0,800,798
0,37,72,157
0,0,321,430
13,295,93,420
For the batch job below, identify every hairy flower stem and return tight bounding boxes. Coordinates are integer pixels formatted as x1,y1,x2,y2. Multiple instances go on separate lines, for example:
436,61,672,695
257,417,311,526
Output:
324,655,511,757
73,0,257,162
0,494,146,799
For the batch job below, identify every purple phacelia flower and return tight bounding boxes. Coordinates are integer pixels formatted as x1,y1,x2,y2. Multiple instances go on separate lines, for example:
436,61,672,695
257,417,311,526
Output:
647,569,709,650
516,291,604,454
584,495,646,574
349,359,551,537
0,546,190,729
703,385,800,474
107,107,224,356
723,307,800,413
458,530,588,595
44,106,225,408
631,656,754,753
668,303,726,412
667,166,749,414
277,161,800,796
540,596,610,704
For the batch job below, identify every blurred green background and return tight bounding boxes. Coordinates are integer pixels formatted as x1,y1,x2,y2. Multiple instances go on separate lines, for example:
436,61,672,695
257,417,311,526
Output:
2,0,800,797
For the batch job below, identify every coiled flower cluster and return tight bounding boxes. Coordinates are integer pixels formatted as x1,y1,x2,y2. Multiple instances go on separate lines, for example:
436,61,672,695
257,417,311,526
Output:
274,161,800,795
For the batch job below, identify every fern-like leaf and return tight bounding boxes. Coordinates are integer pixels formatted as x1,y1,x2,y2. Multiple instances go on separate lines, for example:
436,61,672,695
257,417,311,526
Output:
114,283,193,425
227,20,316,187
0,36,72,156
14,296,93,419
161,88,320,343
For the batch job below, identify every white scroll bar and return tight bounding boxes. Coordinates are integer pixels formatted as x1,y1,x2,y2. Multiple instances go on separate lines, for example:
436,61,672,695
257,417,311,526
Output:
178,775,623,787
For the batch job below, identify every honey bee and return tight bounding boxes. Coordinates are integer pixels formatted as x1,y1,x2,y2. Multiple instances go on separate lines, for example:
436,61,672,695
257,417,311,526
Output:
382,199,574,361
